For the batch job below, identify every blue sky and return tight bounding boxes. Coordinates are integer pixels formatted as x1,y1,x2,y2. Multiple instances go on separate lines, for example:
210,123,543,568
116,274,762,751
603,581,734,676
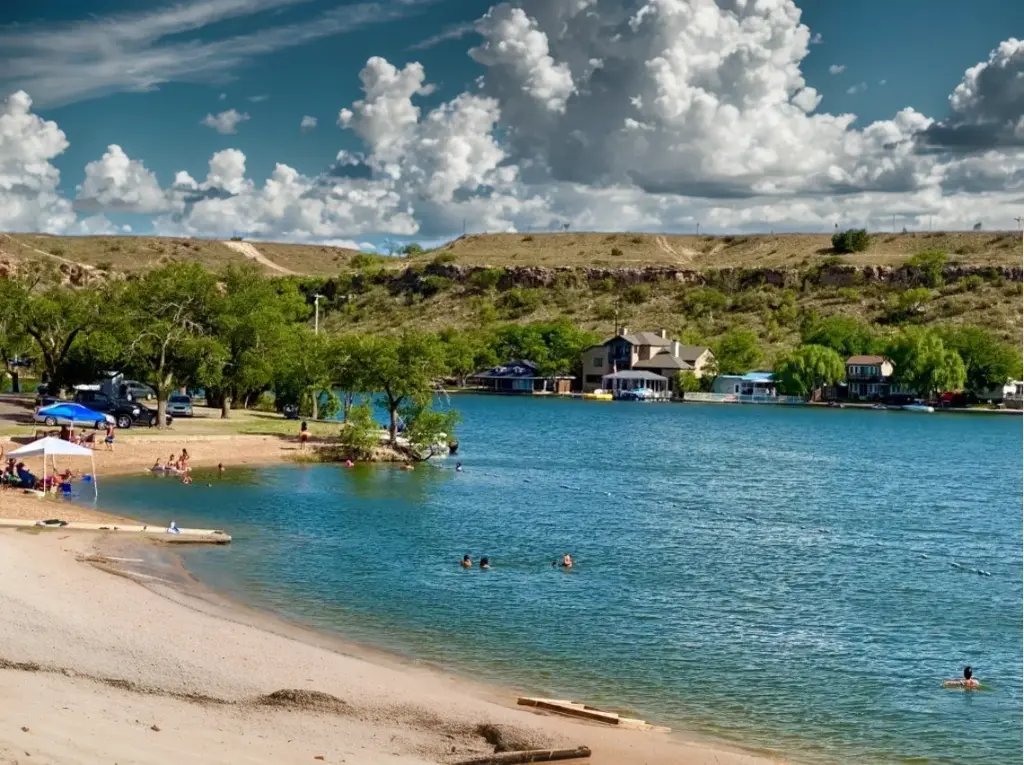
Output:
1,0,1021,241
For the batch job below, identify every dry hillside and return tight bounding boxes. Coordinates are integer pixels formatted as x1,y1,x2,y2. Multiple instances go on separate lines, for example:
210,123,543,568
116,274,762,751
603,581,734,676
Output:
0,230,1020,278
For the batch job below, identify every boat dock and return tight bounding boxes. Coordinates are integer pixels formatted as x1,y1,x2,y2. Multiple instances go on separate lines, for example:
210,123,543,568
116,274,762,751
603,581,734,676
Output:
0,518,232,544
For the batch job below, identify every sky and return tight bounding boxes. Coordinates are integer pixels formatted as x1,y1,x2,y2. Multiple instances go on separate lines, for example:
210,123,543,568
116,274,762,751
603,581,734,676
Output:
0,0,1021,249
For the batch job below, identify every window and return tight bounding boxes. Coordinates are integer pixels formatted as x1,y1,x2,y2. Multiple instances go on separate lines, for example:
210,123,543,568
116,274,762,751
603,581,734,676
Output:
585,374,602,384
593,356,604,368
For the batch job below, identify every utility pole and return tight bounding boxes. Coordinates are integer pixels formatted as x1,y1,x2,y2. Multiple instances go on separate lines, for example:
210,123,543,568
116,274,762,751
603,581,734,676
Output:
1015,216,1023,231
892,213,896,234
314,294,325,335
695,222,700,235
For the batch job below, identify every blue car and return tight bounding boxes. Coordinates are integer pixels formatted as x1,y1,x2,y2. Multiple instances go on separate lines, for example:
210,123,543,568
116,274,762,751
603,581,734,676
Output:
34,403,115,429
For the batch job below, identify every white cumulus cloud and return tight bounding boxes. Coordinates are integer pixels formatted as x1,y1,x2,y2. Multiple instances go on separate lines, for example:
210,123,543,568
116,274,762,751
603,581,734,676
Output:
829,64,846,75
201,108,250,134
76,144,169,213
300,115,318,131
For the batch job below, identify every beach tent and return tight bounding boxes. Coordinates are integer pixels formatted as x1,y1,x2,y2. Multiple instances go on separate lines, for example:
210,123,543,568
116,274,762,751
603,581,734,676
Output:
7,437,98,500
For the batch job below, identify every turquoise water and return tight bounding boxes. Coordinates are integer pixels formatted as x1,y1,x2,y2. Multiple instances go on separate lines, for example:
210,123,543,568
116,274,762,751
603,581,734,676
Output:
91,399,1022,764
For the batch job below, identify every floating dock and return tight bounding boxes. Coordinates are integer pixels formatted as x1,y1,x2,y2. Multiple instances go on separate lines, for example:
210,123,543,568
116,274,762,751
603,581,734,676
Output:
0,518,232,544
516,698,668,731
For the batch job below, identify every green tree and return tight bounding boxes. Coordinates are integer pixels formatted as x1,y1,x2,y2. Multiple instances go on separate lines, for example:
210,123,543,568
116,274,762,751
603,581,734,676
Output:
905,249,947,288
673,370,702,395
0,280,32,392
681,287,728,321
887,287,933,320
363,332,449,443
773,345,846,398
831,228,870,253
712,327,762,375
23,287,105,391
801,315,877,358
273,329,334,419
939,326,1022,395
211,265,309,418
439,329,495,387
398,403,461,458
337,401,381,459
332,334,373,421
115,263,223,426
885,329,967,398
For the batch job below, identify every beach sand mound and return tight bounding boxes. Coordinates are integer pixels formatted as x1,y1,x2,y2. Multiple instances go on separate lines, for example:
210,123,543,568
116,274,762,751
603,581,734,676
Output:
256,688,350,715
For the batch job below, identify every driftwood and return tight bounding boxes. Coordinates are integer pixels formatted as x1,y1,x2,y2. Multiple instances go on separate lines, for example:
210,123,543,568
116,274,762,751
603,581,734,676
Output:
453,747,591,765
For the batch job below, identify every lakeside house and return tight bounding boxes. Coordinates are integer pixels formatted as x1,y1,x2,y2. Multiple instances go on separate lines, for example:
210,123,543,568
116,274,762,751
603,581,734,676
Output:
711,372,777,397
600,370,671,400
844,355,897,401
580,328,715,393
468,360,574,395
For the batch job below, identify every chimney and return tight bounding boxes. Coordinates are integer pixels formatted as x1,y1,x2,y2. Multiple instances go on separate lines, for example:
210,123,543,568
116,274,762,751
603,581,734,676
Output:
617,326,630,337
659,328,668,339
672,340,680,357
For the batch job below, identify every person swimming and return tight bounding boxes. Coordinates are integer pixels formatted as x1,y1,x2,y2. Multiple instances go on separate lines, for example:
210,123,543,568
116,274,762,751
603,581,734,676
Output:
455,462,463,472
460,554,472,569
480,557,489,569
561,553,573,569
944,666,980,688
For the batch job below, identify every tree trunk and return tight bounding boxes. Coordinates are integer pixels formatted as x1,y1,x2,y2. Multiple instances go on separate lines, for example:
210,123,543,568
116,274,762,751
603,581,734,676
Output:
221,394,232,419
342,391,354,422
389,403,399,444
10,370,18,394
311,389,319,421
156,395,168,429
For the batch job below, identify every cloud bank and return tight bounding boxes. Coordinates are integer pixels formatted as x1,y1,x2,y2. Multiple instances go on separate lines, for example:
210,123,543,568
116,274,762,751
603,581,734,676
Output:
2,2,1022,242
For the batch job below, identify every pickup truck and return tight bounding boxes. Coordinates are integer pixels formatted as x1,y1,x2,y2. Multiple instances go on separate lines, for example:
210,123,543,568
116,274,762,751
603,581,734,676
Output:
73,390,172,428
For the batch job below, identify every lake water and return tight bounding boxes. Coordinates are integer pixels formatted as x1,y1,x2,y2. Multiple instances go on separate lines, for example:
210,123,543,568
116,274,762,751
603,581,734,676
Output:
91,398,1022,765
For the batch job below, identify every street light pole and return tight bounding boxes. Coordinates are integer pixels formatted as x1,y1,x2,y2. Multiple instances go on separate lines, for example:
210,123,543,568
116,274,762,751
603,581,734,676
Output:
314,294,325,334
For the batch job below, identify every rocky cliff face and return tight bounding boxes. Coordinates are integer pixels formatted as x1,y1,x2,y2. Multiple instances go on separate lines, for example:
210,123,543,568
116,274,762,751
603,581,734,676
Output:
376,262,1022,293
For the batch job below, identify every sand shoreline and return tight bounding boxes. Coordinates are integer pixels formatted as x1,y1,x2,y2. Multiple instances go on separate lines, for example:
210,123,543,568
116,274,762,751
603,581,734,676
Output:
0,434,786,764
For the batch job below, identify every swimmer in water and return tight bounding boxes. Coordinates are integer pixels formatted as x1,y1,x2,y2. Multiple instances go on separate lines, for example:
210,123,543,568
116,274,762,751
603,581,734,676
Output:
480,557,489,569
561,553,573,569
460,554,472,569
455,462,463,472
944,666,980,688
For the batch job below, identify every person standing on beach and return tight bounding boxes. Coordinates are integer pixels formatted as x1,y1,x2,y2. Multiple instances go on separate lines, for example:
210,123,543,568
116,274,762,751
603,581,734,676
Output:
299,421,309,449
104,423,115,451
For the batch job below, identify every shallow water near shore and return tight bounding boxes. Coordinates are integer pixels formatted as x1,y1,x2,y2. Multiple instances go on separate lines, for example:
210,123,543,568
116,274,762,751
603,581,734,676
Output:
88,398,1022,764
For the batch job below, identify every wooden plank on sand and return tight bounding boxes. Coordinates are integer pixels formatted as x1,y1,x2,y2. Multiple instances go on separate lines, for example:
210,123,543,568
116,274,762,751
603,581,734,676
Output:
516,698,667,731
454,746,591,764
0,518,232,544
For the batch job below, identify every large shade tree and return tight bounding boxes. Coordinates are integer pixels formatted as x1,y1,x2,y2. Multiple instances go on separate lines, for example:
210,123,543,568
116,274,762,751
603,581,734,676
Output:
774,345,846,398
886,329,966,398
363,332,449,444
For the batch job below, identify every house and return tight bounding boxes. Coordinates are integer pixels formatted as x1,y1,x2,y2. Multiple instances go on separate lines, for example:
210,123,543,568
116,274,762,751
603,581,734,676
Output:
845,355,896,401
712,372,777,397
601,370,671,400
978,380,1024,408
469,360,574,395
580,328,715,393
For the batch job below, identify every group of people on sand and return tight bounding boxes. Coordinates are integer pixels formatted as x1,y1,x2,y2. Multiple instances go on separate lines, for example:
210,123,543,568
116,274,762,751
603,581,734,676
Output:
151,449,193,484
54,423,113,450
458,553,574,571
1,454,79,494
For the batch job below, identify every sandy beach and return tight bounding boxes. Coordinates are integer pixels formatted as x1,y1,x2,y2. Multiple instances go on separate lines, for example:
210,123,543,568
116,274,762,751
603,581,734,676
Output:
0,529,781,765
0,430,782,765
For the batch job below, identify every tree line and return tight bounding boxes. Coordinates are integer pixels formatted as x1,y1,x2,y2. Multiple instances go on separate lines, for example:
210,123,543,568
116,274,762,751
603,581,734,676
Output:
0,263,599,447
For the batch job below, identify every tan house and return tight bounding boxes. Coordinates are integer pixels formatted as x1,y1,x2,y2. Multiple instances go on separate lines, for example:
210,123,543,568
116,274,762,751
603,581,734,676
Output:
581,328,715,393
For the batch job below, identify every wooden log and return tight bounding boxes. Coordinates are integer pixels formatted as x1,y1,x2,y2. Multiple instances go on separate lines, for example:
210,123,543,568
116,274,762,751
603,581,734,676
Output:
453,746,591,765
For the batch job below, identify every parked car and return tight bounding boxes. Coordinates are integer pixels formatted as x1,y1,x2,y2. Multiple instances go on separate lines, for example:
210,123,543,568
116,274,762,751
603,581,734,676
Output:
73,390,171,428
34,403,114,429
167,393,194,417
123,380,156,401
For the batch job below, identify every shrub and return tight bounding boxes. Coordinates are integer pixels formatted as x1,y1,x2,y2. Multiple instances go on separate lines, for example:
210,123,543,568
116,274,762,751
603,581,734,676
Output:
610,247,624,257
469,267,503,291
836,287,861,302
521,235,534,242
418,275,452,298
336,402,380,460
591,277,616,294
905,249,947,287
622,284,651,305
831,228,870,253
402,243,424,256
350,252,379,270
497,288,543,318
680,287,728,319
594,299,617,321
431,251,456,265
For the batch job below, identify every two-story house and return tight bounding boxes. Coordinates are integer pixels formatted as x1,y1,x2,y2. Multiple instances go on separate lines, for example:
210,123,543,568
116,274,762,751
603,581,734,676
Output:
845,355,895,400
580,328,715,393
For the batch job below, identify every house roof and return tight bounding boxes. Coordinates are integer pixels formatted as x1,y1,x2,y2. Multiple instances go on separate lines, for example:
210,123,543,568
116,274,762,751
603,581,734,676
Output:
471,360,539,379
633,353,695,371
601,370,669,382
716,372,775,382
598,331,672,348
846,355,887,365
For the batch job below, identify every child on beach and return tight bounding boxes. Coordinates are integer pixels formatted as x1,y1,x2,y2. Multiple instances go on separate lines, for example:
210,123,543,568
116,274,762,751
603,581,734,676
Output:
104,423,115,451
299,421,309,449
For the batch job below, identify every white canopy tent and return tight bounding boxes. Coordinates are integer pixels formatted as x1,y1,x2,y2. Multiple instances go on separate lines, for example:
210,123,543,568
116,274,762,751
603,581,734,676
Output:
7,437,98,500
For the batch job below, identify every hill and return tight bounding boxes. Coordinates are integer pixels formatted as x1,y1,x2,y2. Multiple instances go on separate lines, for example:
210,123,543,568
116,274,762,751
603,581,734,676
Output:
1,230,1020,356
